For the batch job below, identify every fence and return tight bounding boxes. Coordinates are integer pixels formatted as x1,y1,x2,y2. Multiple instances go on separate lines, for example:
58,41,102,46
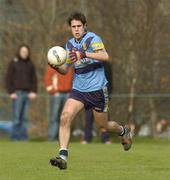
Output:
0,93,170,139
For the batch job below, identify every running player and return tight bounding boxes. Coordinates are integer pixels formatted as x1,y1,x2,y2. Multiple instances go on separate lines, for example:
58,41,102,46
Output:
49,12,132,170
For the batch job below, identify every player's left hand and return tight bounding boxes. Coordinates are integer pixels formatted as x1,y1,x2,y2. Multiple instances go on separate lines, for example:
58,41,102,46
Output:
69,49,86,63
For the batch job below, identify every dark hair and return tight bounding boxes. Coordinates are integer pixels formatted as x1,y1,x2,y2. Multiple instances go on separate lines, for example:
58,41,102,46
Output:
68,12,87,26
16,44,31,60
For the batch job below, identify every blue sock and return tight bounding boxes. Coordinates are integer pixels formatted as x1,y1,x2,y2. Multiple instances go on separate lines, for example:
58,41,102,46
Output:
59,149,68,161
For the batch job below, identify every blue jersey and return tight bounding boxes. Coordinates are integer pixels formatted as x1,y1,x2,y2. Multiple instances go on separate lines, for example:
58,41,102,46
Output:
65,32,108,92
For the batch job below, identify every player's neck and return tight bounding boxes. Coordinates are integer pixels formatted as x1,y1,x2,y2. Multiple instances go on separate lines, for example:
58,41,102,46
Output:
75,32,88,43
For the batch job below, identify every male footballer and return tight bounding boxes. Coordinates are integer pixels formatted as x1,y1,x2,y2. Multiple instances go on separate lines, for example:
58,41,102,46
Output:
49,12,132,170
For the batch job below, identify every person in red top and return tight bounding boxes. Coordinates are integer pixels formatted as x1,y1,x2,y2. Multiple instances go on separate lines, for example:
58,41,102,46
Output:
44,66,73,141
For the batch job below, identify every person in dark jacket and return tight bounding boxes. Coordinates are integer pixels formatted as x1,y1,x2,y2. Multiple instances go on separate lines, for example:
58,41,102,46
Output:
6,44,37,141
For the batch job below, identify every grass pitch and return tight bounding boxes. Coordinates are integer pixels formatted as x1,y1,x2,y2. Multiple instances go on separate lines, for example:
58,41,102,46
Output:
0,138,170,180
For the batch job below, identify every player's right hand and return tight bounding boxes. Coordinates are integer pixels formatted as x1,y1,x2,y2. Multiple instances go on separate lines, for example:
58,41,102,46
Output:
69,50,79,63
69,49,86,63
10,93,18,99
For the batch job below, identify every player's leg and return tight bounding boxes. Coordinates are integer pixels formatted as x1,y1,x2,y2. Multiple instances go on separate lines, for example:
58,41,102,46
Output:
93,111,122,133
93,110,132,151
59,98,84,149
50,98,84,169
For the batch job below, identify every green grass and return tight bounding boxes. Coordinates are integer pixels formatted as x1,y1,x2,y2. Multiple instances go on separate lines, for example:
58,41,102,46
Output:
0,138,170,180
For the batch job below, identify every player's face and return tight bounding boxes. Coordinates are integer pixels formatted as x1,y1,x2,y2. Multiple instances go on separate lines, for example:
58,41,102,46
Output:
70,20,86,40
19,47,29,60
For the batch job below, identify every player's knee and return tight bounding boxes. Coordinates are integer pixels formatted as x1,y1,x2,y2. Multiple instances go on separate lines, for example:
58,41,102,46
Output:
60,112,72,127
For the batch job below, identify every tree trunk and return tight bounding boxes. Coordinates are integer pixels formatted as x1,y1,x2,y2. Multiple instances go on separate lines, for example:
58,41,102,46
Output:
149,98,157,137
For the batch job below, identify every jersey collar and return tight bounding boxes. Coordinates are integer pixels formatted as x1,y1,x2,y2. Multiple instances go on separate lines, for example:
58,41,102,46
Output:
74,31,88,44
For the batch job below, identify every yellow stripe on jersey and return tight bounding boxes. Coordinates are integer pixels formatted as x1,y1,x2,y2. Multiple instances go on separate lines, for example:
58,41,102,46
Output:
91,42,105,50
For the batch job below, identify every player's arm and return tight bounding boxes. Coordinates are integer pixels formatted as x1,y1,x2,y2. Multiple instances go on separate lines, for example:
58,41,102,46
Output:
69,49,109,62
69,49,109,63
86,36,109,61
57,64,69,75
85,50,109,61
48,63,69,75
69,35,109,62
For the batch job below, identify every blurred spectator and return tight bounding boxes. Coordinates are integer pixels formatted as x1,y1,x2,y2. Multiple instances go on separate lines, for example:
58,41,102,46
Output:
156,118,170,138
103,61,113,96
156,119,167,134
81,109,111,144
138,123,151,137
81,62,113,144
44,66,73,141
6,44,37,141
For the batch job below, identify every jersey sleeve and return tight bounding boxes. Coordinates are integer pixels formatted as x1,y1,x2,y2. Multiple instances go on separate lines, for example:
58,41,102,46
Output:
65,42,73,67
91,35,106,52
